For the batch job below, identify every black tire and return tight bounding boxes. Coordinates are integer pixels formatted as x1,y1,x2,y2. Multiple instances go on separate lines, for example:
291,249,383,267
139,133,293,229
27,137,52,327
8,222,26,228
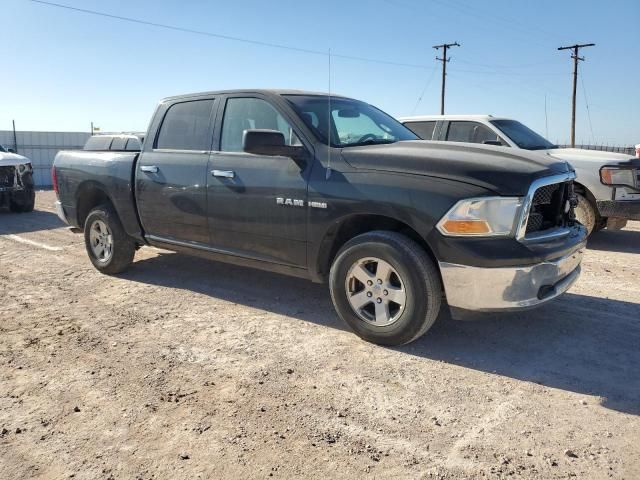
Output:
574,193,597,236
9,188,35,213
84,204,135,274
329,231,442,346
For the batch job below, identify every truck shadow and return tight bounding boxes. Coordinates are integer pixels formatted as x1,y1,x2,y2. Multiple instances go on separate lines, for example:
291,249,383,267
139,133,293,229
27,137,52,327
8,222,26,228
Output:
403,293,640,415
123,252,640,416
587,228,640,254
0,208,66,235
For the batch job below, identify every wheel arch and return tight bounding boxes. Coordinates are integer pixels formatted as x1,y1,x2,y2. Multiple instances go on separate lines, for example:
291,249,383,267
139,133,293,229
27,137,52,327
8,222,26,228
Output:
314,213,438,282
573,181,599,208
75,181,117,228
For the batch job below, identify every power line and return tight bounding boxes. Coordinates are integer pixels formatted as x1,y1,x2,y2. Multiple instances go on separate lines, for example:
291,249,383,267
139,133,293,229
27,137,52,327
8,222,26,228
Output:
30,0,432,70
448,0,564,43
453,57,563,70
447,67,568,77
580,70,595,144
557,43,595,147
411,66,438,114
433,42,460,115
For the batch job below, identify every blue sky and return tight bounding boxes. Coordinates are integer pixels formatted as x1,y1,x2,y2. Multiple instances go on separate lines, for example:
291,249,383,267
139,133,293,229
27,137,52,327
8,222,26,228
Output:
3,0,639,145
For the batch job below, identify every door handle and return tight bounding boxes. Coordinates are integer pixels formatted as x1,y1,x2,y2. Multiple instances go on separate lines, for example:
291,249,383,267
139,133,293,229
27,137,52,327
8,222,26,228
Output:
212,170,235,179
140,165,159,173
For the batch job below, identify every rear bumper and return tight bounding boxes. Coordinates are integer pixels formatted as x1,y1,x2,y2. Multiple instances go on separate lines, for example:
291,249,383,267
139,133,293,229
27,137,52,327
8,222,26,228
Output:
596,200,640,221
55,200,69,225
439,243,585,312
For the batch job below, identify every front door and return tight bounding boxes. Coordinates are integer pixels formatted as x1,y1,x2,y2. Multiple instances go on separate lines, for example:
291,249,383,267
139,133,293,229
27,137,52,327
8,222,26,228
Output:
206,96,309,267
136,98,215,244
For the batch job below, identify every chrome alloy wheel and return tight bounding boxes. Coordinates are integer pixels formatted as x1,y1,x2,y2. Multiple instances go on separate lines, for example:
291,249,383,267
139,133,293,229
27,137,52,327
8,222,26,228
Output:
89,219,114,263
345,257,407,326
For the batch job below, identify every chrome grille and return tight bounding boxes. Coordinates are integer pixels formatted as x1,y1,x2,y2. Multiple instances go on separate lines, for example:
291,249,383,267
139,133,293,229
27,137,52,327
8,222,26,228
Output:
532,183,560,205
525,181,574,235
0,166,16,188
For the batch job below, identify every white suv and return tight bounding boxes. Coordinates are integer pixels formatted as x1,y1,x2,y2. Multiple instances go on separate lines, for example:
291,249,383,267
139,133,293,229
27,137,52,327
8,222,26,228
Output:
399,115,640,235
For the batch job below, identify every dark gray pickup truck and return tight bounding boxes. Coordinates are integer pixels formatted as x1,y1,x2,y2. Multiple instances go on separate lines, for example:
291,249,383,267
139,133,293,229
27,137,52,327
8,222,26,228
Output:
53,89,587,345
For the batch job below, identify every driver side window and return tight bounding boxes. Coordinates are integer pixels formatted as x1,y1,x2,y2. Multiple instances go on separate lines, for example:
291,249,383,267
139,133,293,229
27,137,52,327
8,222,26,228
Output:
220,97,301,152
331,110,393,145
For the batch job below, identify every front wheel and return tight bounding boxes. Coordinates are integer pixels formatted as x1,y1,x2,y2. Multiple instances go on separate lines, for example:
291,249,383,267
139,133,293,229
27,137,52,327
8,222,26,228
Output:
329,231,442,346
84,205,135,274
573,193,598,236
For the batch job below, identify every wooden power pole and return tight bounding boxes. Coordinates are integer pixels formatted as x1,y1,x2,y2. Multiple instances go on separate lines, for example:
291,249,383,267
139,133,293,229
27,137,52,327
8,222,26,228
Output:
557,43,595,147
433,42,460,115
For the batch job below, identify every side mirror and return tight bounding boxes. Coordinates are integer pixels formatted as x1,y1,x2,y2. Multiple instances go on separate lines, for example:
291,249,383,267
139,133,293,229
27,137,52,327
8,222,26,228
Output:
482,140,503,146
7,148,16,153
243,129,306,168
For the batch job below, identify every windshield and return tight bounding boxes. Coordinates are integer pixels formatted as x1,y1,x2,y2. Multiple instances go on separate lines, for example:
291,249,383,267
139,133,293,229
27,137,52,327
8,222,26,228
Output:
0,145,6,152
285,95,417,147
490,119,556,150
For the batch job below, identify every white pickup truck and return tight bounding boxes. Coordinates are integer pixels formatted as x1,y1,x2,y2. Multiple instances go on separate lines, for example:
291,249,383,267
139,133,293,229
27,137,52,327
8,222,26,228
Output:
0,144,35,213
399,115,640,235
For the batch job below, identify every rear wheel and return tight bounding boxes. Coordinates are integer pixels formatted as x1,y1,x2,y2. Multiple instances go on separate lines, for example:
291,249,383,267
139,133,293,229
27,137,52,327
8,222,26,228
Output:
329,231,442,346
84,204,135,274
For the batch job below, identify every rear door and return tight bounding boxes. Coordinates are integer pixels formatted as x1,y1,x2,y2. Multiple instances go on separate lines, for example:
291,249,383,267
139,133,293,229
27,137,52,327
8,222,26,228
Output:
205,94,310,267
136,97,216,244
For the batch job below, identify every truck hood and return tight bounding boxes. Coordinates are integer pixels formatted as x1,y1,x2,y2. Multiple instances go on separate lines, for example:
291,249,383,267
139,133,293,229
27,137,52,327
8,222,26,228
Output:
0,151,31,167
340,140,571,196
545,147,635,165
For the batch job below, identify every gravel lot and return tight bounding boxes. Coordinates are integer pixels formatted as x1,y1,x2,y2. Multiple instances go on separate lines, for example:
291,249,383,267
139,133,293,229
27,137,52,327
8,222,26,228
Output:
1,191,639,479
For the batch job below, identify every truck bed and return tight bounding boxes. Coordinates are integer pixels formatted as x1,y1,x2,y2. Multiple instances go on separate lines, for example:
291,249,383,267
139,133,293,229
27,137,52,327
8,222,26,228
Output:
54,150,143,240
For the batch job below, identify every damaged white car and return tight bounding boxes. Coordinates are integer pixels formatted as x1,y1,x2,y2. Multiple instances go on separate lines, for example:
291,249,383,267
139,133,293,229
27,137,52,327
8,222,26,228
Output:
0,144,35,213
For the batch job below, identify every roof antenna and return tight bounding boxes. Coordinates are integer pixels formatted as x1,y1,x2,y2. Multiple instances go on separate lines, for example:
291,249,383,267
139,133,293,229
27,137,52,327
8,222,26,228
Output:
325,47,332,180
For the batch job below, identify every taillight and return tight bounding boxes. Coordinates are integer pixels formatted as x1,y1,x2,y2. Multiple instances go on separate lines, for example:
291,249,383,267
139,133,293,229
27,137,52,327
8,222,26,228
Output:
52,165,59,194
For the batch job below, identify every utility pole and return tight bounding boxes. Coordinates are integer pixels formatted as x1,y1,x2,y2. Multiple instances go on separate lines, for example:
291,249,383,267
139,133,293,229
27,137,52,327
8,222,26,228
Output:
12,120,18,154
557,43,595,147
433,42,460,115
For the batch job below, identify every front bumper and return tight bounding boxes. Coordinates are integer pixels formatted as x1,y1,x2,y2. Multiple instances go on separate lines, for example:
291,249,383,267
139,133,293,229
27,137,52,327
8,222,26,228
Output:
439,244,585,312
596,200,640,221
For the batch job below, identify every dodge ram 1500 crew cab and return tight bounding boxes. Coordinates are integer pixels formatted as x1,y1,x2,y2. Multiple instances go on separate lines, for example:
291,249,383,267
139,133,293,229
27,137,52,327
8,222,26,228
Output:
53,90,587,346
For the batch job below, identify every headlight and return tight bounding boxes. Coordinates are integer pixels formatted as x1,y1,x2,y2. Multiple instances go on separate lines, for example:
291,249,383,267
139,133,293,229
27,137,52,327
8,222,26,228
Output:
600,166,638,189
437,197,522,237
17,163,32,174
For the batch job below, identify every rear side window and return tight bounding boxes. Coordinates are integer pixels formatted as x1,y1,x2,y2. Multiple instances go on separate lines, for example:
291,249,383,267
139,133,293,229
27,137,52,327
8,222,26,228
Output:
84,136,113,150
404,121,436,140
110,137,127,150
156,100,214,151
125,137,142,151
446,121,503,145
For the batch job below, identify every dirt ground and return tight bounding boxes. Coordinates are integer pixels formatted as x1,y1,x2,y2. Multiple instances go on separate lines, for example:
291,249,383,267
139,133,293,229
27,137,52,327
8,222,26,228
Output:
1,191,638,479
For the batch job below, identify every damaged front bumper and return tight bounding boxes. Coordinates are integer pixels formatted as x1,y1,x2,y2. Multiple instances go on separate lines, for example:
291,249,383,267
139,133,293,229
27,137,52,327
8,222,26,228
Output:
0,164,33,206
439,243,585,315
0,165,25,193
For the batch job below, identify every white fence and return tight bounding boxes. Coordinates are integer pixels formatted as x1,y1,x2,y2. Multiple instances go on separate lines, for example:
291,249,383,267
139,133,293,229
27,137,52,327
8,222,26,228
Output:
0,130,90,187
